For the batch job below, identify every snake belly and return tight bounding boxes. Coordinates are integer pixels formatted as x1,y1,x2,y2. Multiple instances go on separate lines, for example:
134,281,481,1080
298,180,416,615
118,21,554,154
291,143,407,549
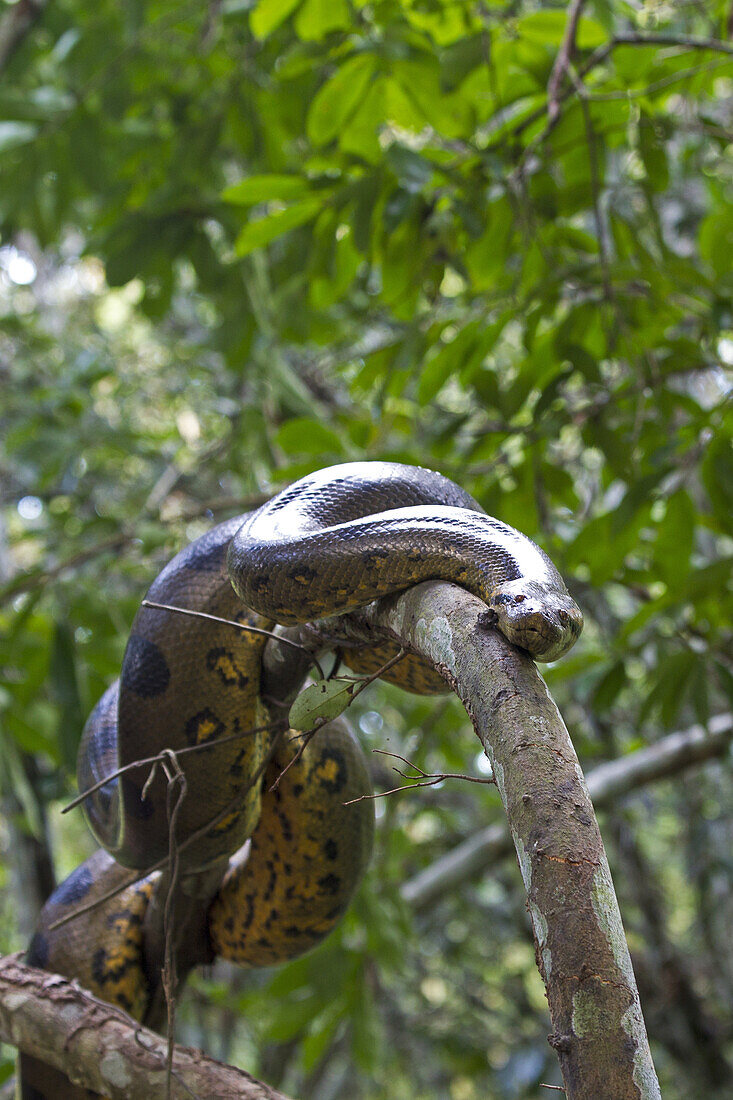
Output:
22,460,582,1100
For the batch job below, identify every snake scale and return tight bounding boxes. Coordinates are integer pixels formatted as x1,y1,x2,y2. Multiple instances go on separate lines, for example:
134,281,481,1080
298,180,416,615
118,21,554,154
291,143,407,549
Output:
19,462,582,1099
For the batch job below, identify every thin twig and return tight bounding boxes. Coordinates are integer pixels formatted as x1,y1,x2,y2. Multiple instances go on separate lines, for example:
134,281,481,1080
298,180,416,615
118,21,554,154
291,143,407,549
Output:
268,649,408,793
48,733,284,931
344,748,495,805
61,720,286,814
506,31,732,167
141,600,326,681
611,31,733,56
159,750,187,1100
546,0,588,122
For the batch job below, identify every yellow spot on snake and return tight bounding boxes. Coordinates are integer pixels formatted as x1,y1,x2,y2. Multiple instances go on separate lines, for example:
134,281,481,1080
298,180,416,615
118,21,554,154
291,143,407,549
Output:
317,758,339,785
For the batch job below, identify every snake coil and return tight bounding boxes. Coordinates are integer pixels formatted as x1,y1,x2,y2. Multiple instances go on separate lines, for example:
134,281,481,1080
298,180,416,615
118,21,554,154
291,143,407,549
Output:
20,462,582,1099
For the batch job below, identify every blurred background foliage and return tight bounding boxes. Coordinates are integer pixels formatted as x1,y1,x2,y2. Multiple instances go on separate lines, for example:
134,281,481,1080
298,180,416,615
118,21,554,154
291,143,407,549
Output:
0,0,732,1096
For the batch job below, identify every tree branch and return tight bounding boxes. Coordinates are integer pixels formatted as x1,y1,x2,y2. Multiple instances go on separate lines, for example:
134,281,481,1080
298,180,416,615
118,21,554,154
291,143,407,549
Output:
402,712,733,910
0,955,291,1100
343,580,661,1100
547,0,587,122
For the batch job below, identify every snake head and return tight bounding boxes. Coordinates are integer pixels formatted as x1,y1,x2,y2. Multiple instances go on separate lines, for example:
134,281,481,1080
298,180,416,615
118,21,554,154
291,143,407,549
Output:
482,578,583,662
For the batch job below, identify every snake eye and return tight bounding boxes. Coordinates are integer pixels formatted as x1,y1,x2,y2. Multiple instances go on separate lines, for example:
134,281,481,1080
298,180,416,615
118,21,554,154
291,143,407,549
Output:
514,594,526,604
558,610,569,624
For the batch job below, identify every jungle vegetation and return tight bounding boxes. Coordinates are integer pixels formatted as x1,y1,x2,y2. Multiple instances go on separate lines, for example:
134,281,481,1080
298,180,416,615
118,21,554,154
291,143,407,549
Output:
1,0,732,1096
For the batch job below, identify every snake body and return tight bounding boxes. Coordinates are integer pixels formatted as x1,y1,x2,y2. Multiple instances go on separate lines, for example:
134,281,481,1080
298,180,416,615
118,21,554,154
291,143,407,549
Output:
20,462,582,1099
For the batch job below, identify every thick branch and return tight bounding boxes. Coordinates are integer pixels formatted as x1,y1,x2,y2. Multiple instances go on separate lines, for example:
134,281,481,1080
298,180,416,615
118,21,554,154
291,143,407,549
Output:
0,955,291,1100
355,581,661,1100
403,712,733,910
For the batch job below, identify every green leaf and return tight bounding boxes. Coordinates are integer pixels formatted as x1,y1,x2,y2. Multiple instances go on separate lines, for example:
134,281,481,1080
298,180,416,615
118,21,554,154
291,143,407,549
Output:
593,660,627,710
250,0,301,38
289,678,357,732
699,210,733,280
465,196,516,291
517,11,607,49
654,489,695,587
639,112,669,192
275,417,344,455
385,145,434,193
223,175,310,205
307,53,377,146
294,0,349,41
702,433,733,532
418,320,481,404
234,198,322,256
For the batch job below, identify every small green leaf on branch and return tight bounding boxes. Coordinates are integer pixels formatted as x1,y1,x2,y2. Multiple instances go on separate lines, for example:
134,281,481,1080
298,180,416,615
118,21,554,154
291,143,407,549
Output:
288,678,357,731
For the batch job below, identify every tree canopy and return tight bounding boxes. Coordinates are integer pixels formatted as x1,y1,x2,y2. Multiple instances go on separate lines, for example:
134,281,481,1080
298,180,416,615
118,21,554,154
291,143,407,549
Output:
1,1,732,1097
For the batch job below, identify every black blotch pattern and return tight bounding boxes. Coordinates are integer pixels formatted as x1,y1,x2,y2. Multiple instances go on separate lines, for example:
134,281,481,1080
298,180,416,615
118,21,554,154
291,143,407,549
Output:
184,707,225,746
121,635,170,698
91,946,109,988
359,550,385,570
286,565,318,585
317,748,347,794
26,931,49,968
323,838,338,861
105,904,142,934
206,647,249,689
275,806,293,843
53,864,93,905
263,860,277,901
229,745,248,779
317,873,341,896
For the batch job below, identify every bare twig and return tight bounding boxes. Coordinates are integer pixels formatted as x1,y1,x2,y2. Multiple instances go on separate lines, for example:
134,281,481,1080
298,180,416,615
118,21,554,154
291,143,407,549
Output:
268,648,408,792
402,712,733,910
61,719,286,814
343,748,495,805
49,734,285,932
160,751,188,1100
141,600,327,680
547,0,588,122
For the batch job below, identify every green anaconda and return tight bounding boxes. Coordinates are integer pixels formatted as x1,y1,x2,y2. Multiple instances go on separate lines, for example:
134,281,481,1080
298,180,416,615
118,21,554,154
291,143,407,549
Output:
20,461,583,1099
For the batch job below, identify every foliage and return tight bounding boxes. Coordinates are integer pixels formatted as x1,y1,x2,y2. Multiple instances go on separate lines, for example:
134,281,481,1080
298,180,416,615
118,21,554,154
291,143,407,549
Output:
1,0,732,1097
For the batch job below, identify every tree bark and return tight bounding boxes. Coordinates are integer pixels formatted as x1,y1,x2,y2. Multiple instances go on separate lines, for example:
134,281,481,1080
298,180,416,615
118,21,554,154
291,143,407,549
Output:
0,955,291,1100
402,712,733,910
337,580,662,1100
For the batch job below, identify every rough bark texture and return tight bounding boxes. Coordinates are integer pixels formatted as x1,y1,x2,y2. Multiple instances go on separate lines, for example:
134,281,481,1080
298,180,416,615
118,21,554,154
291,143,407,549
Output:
338,580,662,1100
0,955,291,1100
403,712,733,910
